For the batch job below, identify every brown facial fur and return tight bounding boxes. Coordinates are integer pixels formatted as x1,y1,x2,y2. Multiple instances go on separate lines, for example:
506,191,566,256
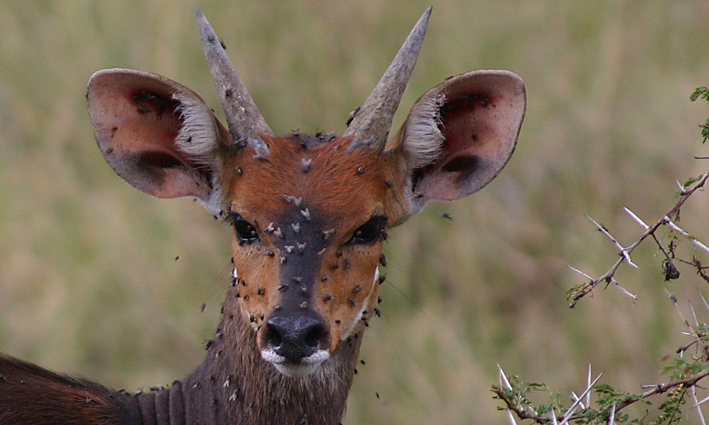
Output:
222,134,389,355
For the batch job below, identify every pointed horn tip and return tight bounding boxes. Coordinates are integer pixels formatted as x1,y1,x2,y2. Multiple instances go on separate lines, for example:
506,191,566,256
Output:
399,7,432,56
423,6,433,18
195,8,216,36
196,9,224,51
195,7,209,26
412,6,433,33
418,6,433,27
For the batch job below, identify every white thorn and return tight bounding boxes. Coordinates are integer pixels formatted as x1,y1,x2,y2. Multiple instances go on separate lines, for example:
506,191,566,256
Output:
559,372,603,423
698,290,709,313
585,215,636,268
586,364,593,408
692,385,708,425
692,391,709,409
506,409,519,425
664,218,709,255
623,207,649,230
666,288,693,332
691,303,700,327
498,364,513,390
570,391,585,409
567,265,594,280
612,279,638,300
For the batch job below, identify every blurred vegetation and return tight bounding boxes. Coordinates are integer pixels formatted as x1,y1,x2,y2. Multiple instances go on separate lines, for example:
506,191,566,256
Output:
1,0,709,424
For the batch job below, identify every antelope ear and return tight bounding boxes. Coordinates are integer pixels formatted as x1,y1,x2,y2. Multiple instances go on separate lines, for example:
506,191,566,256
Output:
87,69,230,213
392,70,525,215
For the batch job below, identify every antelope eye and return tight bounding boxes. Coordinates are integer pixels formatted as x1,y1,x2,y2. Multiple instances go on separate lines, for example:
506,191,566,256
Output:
232,214,259,244
347,216,387,245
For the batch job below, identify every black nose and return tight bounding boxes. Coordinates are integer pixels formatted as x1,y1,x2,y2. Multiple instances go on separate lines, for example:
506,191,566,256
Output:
265,315,327,363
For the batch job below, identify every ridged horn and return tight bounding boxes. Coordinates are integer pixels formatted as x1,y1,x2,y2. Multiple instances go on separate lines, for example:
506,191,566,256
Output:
196,8,272,152
344,7,432,152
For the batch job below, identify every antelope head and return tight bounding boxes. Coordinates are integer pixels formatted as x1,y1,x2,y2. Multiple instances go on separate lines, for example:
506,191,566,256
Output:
86,8,525,377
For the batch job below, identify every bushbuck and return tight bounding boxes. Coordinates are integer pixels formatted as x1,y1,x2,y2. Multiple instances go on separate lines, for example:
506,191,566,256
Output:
0,7,525,425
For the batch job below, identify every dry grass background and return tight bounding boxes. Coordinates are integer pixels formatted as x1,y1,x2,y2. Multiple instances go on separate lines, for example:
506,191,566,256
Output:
1,0,709,424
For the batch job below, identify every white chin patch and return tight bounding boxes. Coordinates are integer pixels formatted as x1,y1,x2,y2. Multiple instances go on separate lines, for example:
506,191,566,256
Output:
261,349,330,378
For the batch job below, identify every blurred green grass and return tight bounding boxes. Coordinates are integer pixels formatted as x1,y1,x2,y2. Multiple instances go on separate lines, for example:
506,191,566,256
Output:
1,0,709,423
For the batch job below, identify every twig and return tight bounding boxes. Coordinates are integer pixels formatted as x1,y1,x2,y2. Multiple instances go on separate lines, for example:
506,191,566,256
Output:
629,372,709,409
678,256,709,283
568,172,709,307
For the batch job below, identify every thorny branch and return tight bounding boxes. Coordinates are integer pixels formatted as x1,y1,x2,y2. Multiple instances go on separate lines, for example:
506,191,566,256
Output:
568,171,709,307
495,284,709,424
492,371,709,425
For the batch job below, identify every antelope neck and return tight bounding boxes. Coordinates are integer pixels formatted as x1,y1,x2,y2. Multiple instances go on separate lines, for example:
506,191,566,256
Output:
129,287,361,425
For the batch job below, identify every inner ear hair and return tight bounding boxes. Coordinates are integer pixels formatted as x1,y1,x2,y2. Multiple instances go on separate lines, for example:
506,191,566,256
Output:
173,91,223,165
400,92,447,170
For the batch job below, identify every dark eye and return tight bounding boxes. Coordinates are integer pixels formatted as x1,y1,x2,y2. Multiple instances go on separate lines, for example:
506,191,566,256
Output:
232,214,259,245
347,216,387,245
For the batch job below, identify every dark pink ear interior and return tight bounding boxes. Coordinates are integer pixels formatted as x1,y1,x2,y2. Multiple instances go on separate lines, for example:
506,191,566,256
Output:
407,70,526,202
87,69,214,200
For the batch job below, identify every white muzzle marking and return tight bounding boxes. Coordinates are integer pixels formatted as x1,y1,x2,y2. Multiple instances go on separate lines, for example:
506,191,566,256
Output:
261,348,330,377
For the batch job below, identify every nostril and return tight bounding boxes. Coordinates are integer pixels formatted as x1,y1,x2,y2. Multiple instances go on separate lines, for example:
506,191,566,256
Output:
265,323,283,348
304,323,325,349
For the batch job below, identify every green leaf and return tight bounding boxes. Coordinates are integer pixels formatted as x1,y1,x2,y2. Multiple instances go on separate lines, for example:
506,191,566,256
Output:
683,175,703,188
690,86,709,102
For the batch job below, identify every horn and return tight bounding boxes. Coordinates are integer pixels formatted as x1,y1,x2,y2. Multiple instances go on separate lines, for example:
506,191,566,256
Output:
196,8,272,152
344,7,432,152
